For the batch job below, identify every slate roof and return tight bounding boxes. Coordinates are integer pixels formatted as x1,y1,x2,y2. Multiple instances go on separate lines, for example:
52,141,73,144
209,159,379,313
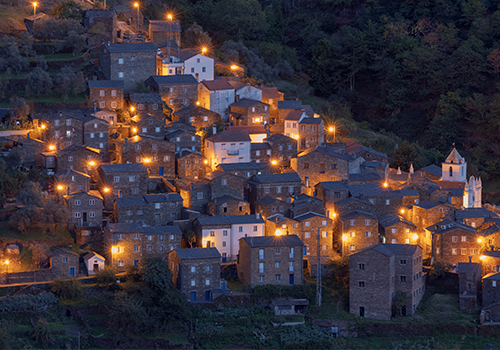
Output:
65,190,103,200
293,211,327,221
251,143,271,150
218,162,268,171
361,161,387,168
55,144,101,156
241,235,303,247
260,86,280,99
483,251,500,259
264,134,293,143
266,214,298,224
299,117,323,125
100,163,147,173
147,75,197,85
414,200,442,210
174,104,218,118
370,244,419,257
348,173,382,182
181,181,209,191
483,272,500,280
201,80,234,91
149,19,181,32
278,100,302,109
298,146,352,161
378,214,416,228
145,193,183,203
334,197,373,206
142,226,182,235
178,51,198,61
348,183,383,198
106,222,144,233
338,210,376,221
84,252,105,261
458,262,481,274
174,247,221,260
455,208,496,219
105,42,157,53
176,150,203,159
165,129,195,140
88,80,124,89
230,99,264,109
85,9,115,18
197,214,265,225
227,125,267,135
419,164,442,178
250,172,301,184
115,196,148,207
129,93,162,103
55,168,91,178
284,111,303,121
49,248,79,257
206,129,251,143
426,220,477,234
203,170,240,181
445,148,463,163
212,195,243,205
45,110,86,122
255,196,284,206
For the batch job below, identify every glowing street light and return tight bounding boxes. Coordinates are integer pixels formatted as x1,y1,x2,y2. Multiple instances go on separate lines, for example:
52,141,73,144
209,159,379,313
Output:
342,235,348,241
275,229,283,236
111,246,118,254
57,185,63,191
48,144,55,151
167,13,173,20
271,159,277,165
230,65,238,70
132,127,137,133
203,159,208,164
130,106,135,113
202,47,207,54
33,2,37,33
88,161,95,167
478,237,483,243
383,182,388,188
5,259,9,279
103,187,110,193
412,234,418,241
400,209,405,214
41,124,45,129
480,255,486,261
196,101,200,106
143,158,151,163
134,2,140,32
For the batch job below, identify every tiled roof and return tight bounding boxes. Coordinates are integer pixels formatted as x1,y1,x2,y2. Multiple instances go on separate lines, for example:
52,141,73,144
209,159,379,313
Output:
241,235,303,247
260,86,280,99
445,148,463,163
230,99,263,108
106,42,157,53
99,163,147,173
49,248,79,257
212,195,243,205
65,190,103,200
378,214,416,228
370,244,419,257
174,247,221,260
414,200,442,210
147,75,197,85
142,225,182,235
106,222,144,233
218,162,268,171
458,262,481,274
197,214,265,225
284,111,303,121
129,93,162,103
264,134,292,143
419,164,442,177
88,80,124,88
206,129,251,143
250,172,301,184
149,19,181,32
227,125,267,135
278,100,302,109
338,210,376,221
348,173,382,182
201,79,234,91
173,104,218,118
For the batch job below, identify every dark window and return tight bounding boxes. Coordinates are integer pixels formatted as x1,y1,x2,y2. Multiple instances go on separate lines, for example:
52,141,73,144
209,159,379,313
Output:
319,163,325,174
334,191,341,198
304,162,309,169
359,307,365,317
449,166,453,177
358,281,365,288
331,163,337,170
359,263,365,270
400,276,407,283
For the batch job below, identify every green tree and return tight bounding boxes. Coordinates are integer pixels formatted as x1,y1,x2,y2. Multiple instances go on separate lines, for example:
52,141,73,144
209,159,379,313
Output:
390,140,427,172
9,97,29,121
50,278,83,300
19,32,34,58
95,266,119,289
138,257,173,294
26,67,53,98
183,230,196,248
184,22,212,48
326,256,349,311
50,0,83,20
307,39,333,96
33,318,49,346
18,181,43,206
65,31,87,56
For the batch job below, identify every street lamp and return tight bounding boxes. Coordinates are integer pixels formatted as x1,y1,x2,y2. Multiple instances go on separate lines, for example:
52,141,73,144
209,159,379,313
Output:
5,260,9,283
202,47,207,54
33,2,37,33
134,2,140,33
88,161,95,167
328,125,336,143
230,65,238,70
103,187,110,193
48,144,55,151
167,13,173,20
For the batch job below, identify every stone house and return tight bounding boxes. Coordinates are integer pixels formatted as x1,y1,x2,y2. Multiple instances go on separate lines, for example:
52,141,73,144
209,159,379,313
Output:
114,193,183,225
283,110,305,141
84,9,117,44
51,144,101,175
455,208,498,229
265,215,301,238
349,244,424,320
83,116,109,152
176,150,207,184
194,214,265,262
479,251,500,274
217,162,271,178
169,248,221,302
64,190,103,228
105,223,144,269
132,113,165,138
180,181,211,213
208,195,250,216
248,172,302,209
250,142,272,164
291,146,350,196
49,248,79,278
99,42,157,93
116,134,175,177
379,213,417,245
128,93,164,119
337,211,379,256
238,235,304,287
165,129,201,153
429,220,482,267
315,181,350,215
41,110,85,150
458,262,482,312
229,99,270,126
345,140,388,162
483,272,500,306
8,134,45,169
84,252,105,275
173,105,221,131
298,116,324,151
293,212,333,275
54,168,90,194
97,163,148,210
198,79,235,120
203,170,246,200
255,196,290,220
332,197,374,218
278,100,302,125
157,51,214,82
145,75,198,113
141,226,183,259
148,19,181,47
165,120,197,134
205,129,252,170
415,164,442,181
260,86,284,124
228,125,268,143
289,194,325,219
264,133,297,168
121,9,144,29
88,80,124,110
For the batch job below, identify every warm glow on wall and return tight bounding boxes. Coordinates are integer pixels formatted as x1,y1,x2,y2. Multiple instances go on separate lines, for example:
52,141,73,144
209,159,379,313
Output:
275,229,283,236
480,255,486,261
111,246,118,254
342,234,348,241
412,234,418,241
478,237,483,243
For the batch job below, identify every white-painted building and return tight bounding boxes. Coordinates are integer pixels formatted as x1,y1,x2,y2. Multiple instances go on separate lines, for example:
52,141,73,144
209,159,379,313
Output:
157,50,214,82
198,80,235,120
229,81,263,101
84,252,105,275
284,110,307,141
205,129,251,171
195,214,266,262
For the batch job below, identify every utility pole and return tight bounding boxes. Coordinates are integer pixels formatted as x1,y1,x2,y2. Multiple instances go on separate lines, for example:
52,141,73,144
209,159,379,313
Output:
316,227,322,306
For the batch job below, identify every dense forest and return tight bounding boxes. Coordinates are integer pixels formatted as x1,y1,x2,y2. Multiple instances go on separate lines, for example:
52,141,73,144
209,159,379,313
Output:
139,0,500,188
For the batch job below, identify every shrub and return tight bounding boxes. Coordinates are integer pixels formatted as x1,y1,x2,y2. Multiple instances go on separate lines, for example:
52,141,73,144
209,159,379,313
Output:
95,266,120,290
50,278,83,300
0,292,58,312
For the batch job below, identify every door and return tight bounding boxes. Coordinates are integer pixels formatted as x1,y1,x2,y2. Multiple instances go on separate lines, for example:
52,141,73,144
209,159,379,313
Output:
83,212,87,222
359,307,365,317
70,267,75,277
190,291,196,301
303,246,307,256
159,167,164,176
222,253,227,263
205,290,211,301
93,263,99,273
289,274,294,285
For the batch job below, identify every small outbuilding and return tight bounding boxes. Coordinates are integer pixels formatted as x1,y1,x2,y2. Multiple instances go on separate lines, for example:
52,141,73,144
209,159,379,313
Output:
84,252,106,275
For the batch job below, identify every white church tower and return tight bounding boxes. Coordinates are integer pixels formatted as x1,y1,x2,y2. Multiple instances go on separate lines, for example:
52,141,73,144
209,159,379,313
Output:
441,147,482,208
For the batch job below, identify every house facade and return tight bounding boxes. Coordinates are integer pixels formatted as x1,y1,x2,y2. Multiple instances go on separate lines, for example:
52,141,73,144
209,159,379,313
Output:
88,80,124,110
205,129,251,171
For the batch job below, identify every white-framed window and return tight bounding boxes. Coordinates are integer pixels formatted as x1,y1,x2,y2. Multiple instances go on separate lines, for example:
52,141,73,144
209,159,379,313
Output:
164,155,170,161
350,245,355,252
74,200,81,206
452,248,457,255
289,261,295,272
365,219,370,225
461,248,467,255
99,101,105,108
203,116,208,122
118,58,124,64
452,236,457,243
275,261,281,268
75,212,81,218
55,120,59,126
68,156,73,162
191,279,196,286
197,192,203,200
66,119,71,126
259,262,265,273
366,231,371,237
222,179,227,186
259,275,265,282
305,221,310,227
129,176,135,182
155,203,161,209
222,241,226,247
155,127,161,132
66,131,71,138
392,239,397,244
118,72,124,78
89,199,95,206
305,232,310,238
90,133,95,139
153,103,158,110
114,176,120,182
461,236,467,242
89,212,95,218
386,199,390,205
134,246,139,253
63,257,68,263
205,279,210,286
191,266,196,273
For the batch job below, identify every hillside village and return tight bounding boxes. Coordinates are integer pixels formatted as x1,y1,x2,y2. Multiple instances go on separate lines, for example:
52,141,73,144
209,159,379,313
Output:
2,4,500,348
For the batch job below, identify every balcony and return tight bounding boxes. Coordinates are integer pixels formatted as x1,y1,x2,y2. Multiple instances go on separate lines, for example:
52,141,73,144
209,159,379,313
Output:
227,149,239,156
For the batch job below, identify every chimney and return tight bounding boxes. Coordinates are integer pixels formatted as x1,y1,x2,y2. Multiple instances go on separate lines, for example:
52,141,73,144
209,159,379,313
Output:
212,125,217,135
107,41,110,46
67,187,70,196
157,48,161,55
93,101,97,114
266,127,270,138
468,256,472,263
125,138,128,144
18,135,21,143
235,94,239,102
27,132,30,139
